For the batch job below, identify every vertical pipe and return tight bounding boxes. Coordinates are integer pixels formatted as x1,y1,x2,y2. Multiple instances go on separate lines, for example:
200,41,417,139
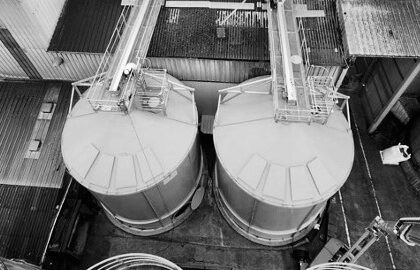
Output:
277,1,296,103
40,178,73,265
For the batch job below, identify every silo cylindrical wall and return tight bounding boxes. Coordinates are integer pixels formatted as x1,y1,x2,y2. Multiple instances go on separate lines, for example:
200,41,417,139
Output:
97,138,202,229
216,162,326,242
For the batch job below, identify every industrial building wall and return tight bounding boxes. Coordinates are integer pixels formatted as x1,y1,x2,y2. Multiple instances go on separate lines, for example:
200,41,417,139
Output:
0,41,28,79
24,52,101,81
149,57,271,83
356,58,420,126
0,0,101,81
0,0,65,48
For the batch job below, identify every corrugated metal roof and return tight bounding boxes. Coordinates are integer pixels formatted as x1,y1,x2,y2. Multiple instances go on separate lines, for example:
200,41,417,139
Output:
297,0,346,66
48,0,344,64
148,8,269,61
48,0,126,53
48,1,269,60
0,81,70,264
338,0,420,58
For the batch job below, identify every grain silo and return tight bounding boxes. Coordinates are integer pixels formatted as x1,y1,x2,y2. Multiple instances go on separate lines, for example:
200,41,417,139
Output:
61,0,203,235
212,2,354,246
213,76,354,245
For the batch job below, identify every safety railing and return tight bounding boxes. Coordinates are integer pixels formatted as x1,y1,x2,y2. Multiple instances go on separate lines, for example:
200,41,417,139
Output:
70,67,196,116
130,69,170,115
88,5,131,99
214,74,350,127
214,77,272,125
275,76,350,125
81,0,162,113
298,18,311,72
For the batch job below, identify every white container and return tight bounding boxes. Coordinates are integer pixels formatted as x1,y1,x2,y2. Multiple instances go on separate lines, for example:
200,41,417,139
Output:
380,143,410,165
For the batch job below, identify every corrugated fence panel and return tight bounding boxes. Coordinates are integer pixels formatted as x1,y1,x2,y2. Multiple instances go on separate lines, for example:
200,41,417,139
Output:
0,43,28,79
149,57,270,83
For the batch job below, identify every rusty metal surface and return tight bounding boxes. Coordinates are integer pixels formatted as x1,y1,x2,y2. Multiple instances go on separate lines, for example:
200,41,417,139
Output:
338,0,420,58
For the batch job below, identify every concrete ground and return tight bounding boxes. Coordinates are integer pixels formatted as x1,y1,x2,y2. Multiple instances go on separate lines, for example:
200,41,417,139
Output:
71,92,420,270
327,93,420,270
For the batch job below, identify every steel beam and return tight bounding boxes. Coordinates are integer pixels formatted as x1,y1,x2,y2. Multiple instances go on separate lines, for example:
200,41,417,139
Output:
368,61,420,134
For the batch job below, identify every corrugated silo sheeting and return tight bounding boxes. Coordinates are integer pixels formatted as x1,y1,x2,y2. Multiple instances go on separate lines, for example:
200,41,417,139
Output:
0,42,28,79
149,57,270,83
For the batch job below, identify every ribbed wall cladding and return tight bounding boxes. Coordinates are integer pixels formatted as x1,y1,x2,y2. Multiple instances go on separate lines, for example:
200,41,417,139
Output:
0,0,102,81
0,41,28,79
0,81,70,264
150,57,271,83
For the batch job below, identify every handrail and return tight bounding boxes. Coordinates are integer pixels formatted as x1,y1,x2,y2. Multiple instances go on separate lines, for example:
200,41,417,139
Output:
298,19,311,72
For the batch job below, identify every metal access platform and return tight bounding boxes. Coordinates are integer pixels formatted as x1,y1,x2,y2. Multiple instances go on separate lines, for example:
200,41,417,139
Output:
68,0,195,116
218,0,350,126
